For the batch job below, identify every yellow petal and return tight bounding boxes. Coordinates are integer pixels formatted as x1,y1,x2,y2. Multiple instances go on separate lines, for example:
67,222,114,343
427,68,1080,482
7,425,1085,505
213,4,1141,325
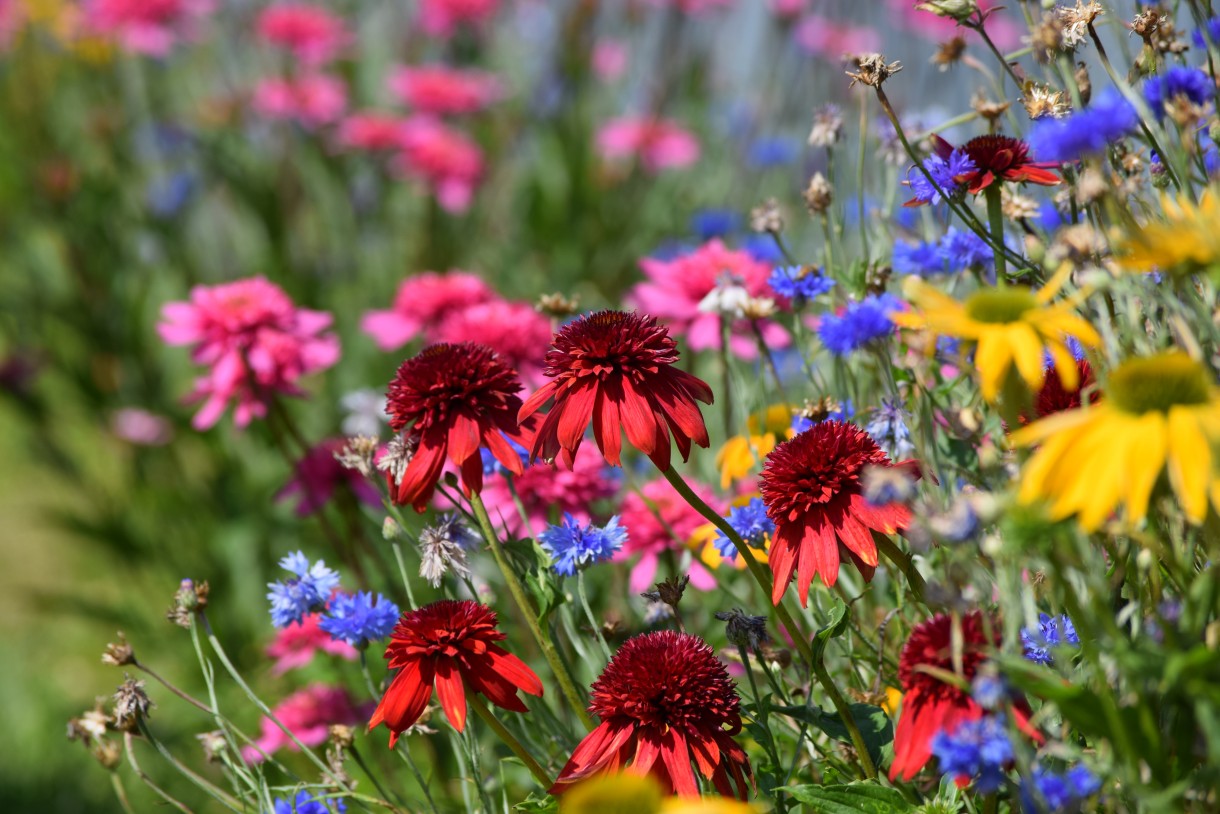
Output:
1036,261,1074,304
1007,323,1048,392
1045,340,1080,392
1124,413,1168,525
1167,407,1212,523
1009,403,1097,447
975,331,1013,402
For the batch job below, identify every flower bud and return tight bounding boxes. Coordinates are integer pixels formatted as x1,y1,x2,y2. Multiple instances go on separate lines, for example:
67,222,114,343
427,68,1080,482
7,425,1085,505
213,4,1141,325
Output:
915,0,978,21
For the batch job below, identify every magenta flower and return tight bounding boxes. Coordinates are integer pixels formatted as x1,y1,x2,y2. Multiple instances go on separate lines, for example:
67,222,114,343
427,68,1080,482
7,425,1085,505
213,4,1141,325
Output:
387,65,503,116
618,477,722,594
794,15,881,57
266,612,357,676
597,116,700,174
630,239,790,359
277,439,381,517
433,300,554,387
256,3,351,65
360,270,496,351
336,112,408,152
592,40,628,82
85,0,213,56
158,277,340,430
253,74,347,129
419,0,500,38
392,117,484,213
242,684,368,762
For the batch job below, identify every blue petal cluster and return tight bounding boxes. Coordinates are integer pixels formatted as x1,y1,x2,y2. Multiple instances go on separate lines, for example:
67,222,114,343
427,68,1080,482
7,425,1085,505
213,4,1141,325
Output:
539,514,627,576
1143,66,1215,119
767,265,836,302
1193,17,1220,48
865,399,915,460
744,234,785,263
690,209,741,240
713,498,775,561
931,715,1013,794
893,228,993,277
817,294,903,356
1020,764,1101,812
267,552,341,629
790,400,853,434
1027,88,1139,162
273,790,347,814
480,436,530,476
319,591,400,648
1021,612,1080,665
906,148,977,204
747,136,800,168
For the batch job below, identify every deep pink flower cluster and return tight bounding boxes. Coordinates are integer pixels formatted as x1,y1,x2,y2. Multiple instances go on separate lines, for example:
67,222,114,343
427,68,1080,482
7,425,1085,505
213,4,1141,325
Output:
597,117,700,174
256,3,350,65
643,0,736,13
85,0,213,56
419,0,500,38
617,477,723,594
253,74,347,128
476,443,619,538
158,277,340,429
242,684,368,762
266,612,357,676
387,65,503,116
250,4,351,128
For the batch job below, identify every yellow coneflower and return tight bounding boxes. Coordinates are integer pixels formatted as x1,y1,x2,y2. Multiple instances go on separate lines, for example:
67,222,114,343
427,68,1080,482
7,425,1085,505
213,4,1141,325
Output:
1011,351,1220,530
559,773,760,814
892,265,1100,402
1119,190,1220,278
715,404,792,488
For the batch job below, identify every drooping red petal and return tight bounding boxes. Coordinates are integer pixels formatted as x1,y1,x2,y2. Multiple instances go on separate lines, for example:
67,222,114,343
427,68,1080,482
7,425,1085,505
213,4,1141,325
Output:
619,376,660,458
518,381,557,423
592,389,623,466
434,658,469,732
395,431,448,512
369,658,435,747
769,527,799,606
659,727,700,797
485,645,544,696
446,412,482,468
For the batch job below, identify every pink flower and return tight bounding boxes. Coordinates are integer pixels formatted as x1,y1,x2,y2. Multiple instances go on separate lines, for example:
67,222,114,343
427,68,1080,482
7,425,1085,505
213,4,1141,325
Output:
630,239,790,359
110,408,173,446
432,300,553,387
277,439,382,517
336,112,407,152
476,443,619,538
0,0,25,49
86,0,213,56
392,117,484,213
768,0,806,19
643,0,735,12
253,74,347,128
419,0,499,38
266,612,357,676
387,65,503,116
360,270,496,351
592,40,628,82
242,685,368,762
794,16,881,58
597,117,700,173
885,0,1022,48
618,477,722,593
158,277,341,430
256,3,350,65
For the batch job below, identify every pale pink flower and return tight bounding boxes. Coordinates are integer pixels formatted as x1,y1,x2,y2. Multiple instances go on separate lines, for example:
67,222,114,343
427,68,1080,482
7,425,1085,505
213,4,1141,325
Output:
86,0,213,56
768,0,806,19
359,270,496,351
110,408,173,445
336,112,407,151
158,277,341,430
630,239,790,359
432,300,552,387
253,74,347,128
597,116,700,173
277,439,381,517
242,685,367,762
419,0,499,37
592,40,628,82
392,117,484,213
885,0,1022,48
256,3,350,65
387,65,503,116
0,0,24,48
794,16,881,58
618,478,722,593
266,612,357,676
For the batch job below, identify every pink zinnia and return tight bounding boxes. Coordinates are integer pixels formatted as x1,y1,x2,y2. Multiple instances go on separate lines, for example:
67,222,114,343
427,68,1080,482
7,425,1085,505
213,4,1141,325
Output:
432,300,553,387
630,239,790,359
360,270,496,351
387,65,503,116
618,477,722,593
597,117,700,174
86,0,213,56
256,3,350,65
253,74,347,128
158,276,341,430
277,439,382,517
418,0,499,37
336,112,407,152
266,612,357,676
391,117,484,213
242,684,367,762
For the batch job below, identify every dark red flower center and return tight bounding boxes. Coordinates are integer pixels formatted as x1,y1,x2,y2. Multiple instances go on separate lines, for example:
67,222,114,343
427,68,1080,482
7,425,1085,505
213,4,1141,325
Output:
386,342,521,434
898,612,995,701
544,310,680,383
760,421,892,522
962,134,1034,174
386,600,504,662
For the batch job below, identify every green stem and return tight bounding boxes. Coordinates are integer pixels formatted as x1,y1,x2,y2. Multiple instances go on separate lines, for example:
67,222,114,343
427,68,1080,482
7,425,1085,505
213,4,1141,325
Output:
577,570,613,660
811,657,878,780
123,734,194,814
876,534,927,602
985,183,1007,280
469,694,555,789
469,492,595,730
110,772,137,814
136,721,245,812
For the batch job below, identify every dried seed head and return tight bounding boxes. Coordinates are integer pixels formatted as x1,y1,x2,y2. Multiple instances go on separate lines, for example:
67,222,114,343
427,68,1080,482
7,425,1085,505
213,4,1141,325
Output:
846,53,903,88
101,634,136,667
1074,61,1093,106
536,292,581,319
803,172,833,215
750,197,785,233
807,104,844,147
418,514,475,588
329,724,355,750
167,579,208,628
714,608,770,650
741,296,778,320
1029,13,1066,61
1022,83,1070,119
971,91,1012,122
1001,188,1040,220
112,676,153,733
197,731,228,763
376,433,416,486
334,435,379,478
931,36,967,71
1059,1,1104,49
641,574,690,608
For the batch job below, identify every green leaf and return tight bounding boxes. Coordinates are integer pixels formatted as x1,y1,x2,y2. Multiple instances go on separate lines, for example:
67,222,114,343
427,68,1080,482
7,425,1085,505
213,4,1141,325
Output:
773,703,894,765
778,782,914,813
812,599,851,663
513,791,558,813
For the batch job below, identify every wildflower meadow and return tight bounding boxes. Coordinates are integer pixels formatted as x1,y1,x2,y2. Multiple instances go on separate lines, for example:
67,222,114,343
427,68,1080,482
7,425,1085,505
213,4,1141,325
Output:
7,1,1220,813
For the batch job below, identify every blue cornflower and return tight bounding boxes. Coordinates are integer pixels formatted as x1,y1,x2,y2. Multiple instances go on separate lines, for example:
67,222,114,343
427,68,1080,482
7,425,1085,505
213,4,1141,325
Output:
713,498,774,561
480,436,530,476
1027,88,1139,162
743,234,785,264
690,209,741,240
146,172,197,219
1038,200,1067,232
319,592,400,648
768,265,836,302
817,294,903,356
1193,17,1220,48
273,790,346,814
864,399,915,460
972,674,1010,711
907,148,977,204
539,514,627,577
267,552,341,629
1143,66,1214,119
892,239,947,277
941,228,994,271
1021,613,1080,665
747,136,800,168
931,716,1014,794
1020,764,1101,812
790,399,853,434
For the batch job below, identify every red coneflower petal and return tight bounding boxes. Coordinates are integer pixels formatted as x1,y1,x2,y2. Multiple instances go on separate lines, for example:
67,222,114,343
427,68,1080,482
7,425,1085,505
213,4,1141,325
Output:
593,390,623,466
619,376,661,457
558,383,597,450
631,730,661,775
660,727,700,797
369,658,435,747
395,431,448,510
434,658,468,731
837,513,878,566
486,645,545,696
447,412,482,468
518,380,558,423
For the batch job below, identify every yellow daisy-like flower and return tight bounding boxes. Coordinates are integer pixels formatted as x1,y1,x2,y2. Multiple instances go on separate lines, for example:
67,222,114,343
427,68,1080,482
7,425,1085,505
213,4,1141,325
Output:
1119,190,1220,277
892,266,1101,402
559,773,761,814
1012,351,1220,530
715,405,792,488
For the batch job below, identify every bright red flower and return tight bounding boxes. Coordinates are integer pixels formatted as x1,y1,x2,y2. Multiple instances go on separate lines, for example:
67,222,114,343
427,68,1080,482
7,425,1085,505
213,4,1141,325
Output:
1019,358,1098,425
891,612,1039,781
385,342,533,511
933,133,1060,194
760,420,918,606
551,631,752,799
369,600,542,745
520,310,713,471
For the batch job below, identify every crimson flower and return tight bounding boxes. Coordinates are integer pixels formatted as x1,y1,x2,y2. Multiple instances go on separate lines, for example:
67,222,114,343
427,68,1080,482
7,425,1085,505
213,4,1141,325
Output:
891,612,1039,781
934,133,1060,194
519,310,713,471
551,631,752,798
1019,357,1099,425
385,342,534,511
369,600,542,745
760,420,918,606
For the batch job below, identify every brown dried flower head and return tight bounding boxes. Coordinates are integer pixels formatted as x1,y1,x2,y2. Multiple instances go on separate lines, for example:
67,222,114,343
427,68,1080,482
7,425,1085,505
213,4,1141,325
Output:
750,197,785,233
102,634,136,667
931,37,967,71
112,676,153,733
803,172,833,214
971,91,1012,122
807,104,844,147
846,53,903,88
1022,83,1070,119
334,435,379,478
536,292,581,319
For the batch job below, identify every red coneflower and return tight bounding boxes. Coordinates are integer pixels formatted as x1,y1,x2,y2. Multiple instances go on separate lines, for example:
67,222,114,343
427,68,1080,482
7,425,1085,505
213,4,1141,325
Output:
519,310,713,471
891,612,1038,782
385,342,534,511
369,600,542,745
1019,357,1099,425
760,420,918,606
551,631,752,799
934,133,1060,194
